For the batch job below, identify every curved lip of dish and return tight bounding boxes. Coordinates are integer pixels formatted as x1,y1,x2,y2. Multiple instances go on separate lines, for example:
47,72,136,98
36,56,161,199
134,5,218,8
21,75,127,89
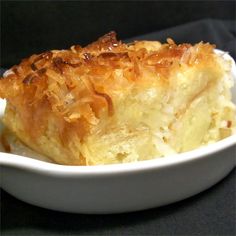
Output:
0,134,235,176
0,49,236,176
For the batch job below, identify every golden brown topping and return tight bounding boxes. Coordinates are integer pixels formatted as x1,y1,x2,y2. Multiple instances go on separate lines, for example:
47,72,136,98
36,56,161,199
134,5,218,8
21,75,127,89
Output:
83,52,93,61
227,120,232,128
31,51,53,71
37,68,47,76
23,73,40,85
0,132,11,153
0,32,216,141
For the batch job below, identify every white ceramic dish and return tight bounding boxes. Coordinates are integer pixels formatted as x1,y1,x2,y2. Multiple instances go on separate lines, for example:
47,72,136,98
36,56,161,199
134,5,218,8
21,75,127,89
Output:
0,50,236,214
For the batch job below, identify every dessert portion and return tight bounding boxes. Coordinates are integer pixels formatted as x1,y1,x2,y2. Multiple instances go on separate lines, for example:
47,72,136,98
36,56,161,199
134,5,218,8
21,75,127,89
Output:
0,32,235,165
0,126,54,163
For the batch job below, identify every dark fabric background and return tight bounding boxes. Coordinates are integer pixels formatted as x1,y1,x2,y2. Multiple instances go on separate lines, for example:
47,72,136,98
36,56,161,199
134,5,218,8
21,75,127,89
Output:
1,1,236,68
1,1,236,236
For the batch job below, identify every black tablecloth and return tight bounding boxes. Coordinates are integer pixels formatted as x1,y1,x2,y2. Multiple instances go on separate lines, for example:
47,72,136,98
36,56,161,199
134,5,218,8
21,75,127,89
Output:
1,19,236,236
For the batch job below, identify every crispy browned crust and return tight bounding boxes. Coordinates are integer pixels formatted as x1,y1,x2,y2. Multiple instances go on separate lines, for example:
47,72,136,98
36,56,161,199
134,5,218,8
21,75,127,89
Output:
0,32,216,142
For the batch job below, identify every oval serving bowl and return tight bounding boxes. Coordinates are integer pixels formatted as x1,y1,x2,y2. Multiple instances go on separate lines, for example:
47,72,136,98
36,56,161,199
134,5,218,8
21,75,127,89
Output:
0,50,236,214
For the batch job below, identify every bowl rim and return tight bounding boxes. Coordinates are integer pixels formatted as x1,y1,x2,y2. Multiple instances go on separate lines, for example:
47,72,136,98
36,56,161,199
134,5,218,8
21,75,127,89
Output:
0,133,235,176
0,49,236,176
